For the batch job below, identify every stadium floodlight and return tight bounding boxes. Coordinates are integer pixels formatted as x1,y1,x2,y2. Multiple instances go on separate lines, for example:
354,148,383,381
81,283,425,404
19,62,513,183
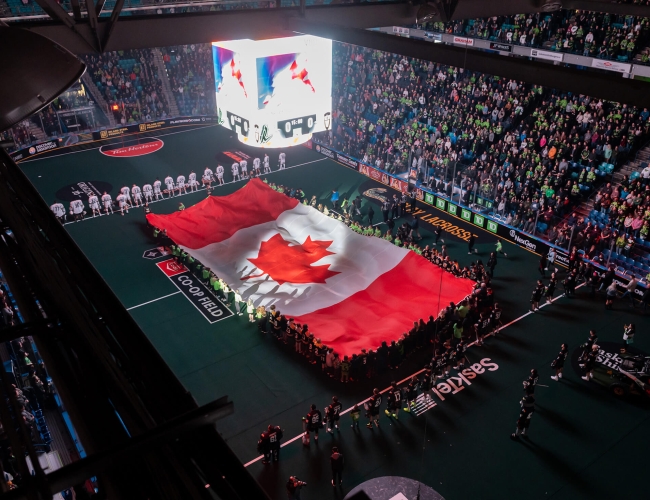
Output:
212,36,332,148
0,26,85,132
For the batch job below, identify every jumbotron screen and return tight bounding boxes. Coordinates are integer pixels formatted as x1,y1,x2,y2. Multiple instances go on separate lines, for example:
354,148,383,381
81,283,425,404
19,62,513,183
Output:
212,36,332,148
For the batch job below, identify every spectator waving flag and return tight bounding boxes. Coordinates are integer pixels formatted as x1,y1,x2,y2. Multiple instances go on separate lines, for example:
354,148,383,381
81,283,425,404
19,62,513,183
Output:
147,179,474,356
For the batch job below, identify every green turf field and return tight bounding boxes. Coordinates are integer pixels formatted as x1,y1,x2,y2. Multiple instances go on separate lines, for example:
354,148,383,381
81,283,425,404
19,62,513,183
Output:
19,127,650,500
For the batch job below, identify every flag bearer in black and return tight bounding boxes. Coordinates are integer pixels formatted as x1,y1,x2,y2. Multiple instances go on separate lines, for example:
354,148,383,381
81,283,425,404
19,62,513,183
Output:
303,404,322,445
581,344,599,381
295,323,305,354
403,376,420,413
522,369,539,394
409,190,417,212
300,325,310,357
390,194,399,220
258,424,283,464
474,312,491,346
381,199,390,222
384,382,402,419
326,396,343,433
563,270,577,297
272,311,283,340
330,447,344,487
421,367,434,402
530,280,544,312
441,346,453,377
366,388,382,429
453,340,467,371
545,273,558,304
511,393,535,440
551,344,569,381
367,204,375,225
400,193,407,215
432,350,444,382
285,318,297,349
579,330,598,365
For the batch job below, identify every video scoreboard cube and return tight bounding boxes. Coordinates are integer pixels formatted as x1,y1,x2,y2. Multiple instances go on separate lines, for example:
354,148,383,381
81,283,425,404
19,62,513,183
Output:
212,36,332,148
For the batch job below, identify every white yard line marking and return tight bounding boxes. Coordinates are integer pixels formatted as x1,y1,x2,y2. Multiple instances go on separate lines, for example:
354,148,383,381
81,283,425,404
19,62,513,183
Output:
126,291,181,310
243,282,583,467
62,158,327,226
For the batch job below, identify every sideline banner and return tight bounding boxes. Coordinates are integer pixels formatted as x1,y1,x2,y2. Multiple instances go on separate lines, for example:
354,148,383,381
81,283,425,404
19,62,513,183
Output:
10,115,217,162
591,59,631,74
497,225,547,255
530,48,564,62
10,139,60,162
335,151,359,171
93,115,217,140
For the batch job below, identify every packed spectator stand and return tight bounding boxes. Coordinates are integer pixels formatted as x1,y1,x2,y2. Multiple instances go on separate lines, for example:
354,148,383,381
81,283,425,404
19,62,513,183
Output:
315,41,650,287
0,271,92,495
81,49,172,125
160,45,217,116
422,8,650,65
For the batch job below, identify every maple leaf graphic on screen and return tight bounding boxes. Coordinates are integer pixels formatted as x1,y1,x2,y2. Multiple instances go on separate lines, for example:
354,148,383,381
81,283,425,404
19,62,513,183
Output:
242,234,339,285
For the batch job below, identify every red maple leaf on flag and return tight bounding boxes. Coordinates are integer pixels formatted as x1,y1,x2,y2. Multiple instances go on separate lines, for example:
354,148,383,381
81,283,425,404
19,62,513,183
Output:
242,234,339,285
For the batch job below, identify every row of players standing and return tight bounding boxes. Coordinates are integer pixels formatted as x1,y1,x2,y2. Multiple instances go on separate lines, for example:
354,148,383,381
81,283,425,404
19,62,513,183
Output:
49,152,287,222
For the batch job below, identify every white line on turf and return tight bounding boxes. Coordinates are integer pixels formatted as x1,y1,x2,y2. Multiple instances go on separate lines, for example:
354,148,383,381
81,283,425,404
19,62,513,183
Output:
61,158,328,226
242,282,582,467
126,291,181,310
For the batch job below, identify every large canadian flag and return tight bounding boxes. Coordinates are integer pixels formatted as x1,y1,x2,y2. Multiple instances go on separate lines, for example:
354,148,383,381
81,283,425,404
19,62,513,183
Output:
147,179,474,356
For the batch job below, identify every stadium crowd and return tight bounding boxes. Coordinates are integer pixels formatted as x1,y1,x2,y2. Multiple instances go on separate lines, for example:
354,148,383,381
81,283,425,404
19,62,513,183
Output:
1,121,35,149
316,43,650,252
161,45,216,116
424,9,650,63
82,49,171,124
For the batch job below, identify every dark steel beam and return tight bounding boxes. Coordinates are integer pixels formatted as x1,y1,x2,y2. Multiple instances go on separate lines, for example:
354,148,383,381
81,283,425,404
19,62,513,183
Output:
102,0,125,51
18,3,418,54
70,0,81,21
285,17,650,108
1,398,240,500
32,0,75,28
0,319,60,344
86,0,102,52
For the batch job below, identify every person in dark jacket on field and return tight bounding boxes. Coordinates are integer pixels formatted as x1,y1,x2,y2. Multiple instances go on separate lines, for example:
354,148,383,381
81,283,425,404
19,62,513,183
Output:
330,446,344,487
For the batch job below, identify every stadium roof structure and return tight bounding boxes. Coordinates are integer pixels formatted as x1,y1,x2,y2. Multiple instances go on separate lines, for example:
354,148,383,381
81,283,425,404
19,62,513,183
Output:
2,0,650,105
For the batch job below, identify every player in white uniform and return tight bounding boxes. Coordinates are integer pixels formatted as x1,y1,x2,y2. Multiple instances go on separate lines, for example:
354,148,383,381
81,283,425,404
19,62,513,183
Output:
50,201,66,223
177,174,187,195
253,157,261,176
263,154,271,173
69,199,85,222
120,185,132,206
215,164,224,185
164,175,175,198
88,194,101,217
132,184,143,207
231,162,240,182
240,159,248,179
153,178,163,200
188,171,198,192
203,167,214,191
116,193,129,215
278,152,286,169
143,183,153,202
101,192,113,214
